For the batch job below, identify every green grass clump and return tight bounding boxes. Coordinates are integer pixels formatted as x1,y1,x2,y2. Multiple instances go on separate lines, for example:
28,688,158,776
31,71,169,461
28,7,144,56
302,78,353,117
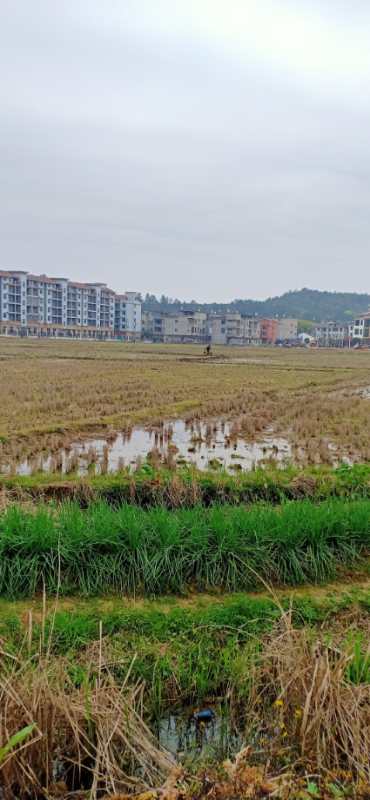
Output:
0,498,369,598
346,635,370,685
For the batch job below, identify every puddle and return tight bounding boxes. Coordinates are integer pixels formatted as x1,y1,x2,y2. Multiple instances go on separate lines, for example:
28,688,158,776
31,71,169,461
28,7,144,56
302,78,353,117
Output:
46,708,243,790
157,707,243,760
0,420,293,476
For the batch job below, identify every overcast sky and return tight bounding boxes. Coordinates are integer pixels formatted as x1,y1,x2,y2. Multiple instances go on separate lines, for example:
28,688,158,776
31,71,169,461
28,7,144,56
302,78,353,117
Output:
1,1,370,301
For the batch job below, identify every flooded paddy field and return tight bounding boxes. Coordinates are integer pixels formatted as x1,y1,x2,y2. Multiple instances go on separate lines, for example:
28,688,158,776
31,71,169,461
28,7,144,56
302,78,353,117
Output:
0,414,358,477
0,417,357,476
2,339,370,474
0,418,294,475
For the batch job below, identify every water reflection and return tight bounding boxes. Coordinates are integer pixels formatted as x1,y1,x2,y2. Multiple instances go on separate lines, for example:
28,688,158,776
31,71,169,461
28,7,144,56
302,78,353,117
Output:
157,708,243,760
1,419,293,476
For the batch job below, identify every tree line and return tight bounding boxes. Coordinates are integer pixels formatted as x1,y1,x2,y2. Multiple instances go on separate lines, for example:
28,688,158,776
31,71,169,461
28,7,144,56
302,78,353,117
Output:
143,288,370,322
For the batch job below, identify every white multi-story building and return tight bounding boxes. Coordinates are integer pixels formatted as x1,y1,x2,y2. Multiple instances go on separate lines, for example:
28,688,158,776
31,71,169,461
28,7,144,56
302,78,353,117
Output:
44,277,68,326
348,313,370,345
98,285,116,330
0,270,28,329
0,270,141,339
115,292,142,340
26,275,44,324
314,321,347,347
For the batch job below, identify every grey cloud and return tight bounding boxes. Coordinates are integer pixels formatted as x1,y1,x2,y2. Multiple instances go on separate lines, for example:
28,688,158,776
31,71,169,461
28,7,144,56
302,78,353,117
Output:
1,1,370,300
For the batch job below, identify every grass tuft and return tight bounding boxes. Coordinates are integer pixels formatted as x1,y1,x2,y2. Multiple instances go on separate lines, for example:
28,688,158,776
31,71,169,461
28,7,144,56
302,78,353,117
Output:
0,498,369,598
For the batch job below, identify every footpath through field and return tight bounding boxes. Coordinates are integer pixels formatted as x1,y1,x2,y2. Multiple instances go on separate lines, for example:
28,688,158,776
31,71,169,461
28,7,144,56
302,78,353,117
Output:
2,573,369,620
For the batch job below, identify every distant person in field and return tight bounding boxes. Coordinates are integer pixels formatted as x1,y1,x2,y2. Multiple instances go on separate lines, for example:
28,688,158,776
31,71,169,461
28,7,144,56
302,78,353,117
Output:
205,344,212,356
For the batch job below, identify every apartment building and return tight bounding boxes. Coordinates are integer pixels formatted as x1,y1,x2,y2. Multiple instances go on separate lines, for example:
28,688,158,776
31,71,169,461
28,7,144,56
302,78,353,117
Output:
315,321,347,347
0,270,141,339
26,274,48,325
115,292,142,340
0,270,28,330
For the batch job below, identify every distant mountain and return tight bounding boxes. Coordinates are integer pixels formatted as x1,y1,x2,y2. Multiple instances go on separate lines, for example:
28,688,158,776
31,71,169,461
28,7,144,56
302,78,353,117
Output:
143,288,370,323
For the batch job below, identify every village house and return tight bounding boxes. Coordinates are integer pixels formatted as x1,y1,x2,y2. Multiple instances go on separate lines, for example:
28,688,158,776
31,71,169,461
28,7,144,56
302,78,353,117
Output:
314,321,348,347
348,312,370,346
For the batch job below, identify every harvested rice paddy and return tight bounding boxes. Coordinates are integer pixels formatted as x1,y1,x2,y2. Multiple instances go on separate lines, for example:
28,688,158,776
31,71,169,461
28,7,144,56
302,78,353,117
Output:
2,339,370,471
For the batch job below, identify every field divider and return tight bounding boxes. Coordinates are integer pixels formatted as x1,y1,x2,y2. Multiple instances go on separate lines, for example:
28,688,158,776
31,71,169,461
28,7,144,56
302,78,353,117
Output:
0,497,369,598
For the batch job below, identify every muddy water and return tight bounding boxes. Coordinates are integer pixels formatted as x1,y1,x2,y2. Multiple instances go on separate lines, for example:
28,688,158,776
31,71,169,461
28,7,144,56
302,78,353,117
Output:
50,708,243,789
1,420,293,476
157,708,243,760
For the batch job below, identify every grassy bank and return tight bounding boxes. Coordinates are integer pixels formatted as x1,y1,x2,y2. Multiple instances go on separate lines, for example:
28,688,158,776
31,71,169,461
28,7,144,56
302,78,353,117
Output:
1,586,370,798
1,498,369,598
2,585,370,713
3,462,370,507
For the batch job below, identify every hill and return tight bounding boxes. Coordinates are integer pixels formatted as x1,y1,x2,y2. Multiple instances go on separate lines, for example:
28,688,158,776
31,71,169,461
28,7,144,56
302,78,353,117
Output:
143,288,370,322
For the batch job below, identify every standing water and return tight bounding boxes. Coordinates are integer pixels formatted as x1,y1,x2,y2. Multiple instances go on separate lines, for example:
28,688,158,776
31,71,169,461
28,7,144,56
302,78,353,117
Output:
157,707,243,760
1,419,292,475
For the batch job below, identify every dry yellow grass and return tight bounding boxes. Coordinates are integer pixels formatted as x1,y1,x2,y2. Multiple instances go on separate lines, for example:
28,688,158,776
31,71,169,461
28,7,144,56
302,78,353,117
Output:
1,338,370,465
251,611,370,780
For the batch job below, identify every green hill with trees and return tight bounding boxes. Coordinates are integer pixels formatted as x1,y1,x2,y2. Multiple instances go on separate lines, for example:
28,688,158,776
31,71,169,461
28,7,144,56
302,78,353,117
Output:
143,288,370,322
